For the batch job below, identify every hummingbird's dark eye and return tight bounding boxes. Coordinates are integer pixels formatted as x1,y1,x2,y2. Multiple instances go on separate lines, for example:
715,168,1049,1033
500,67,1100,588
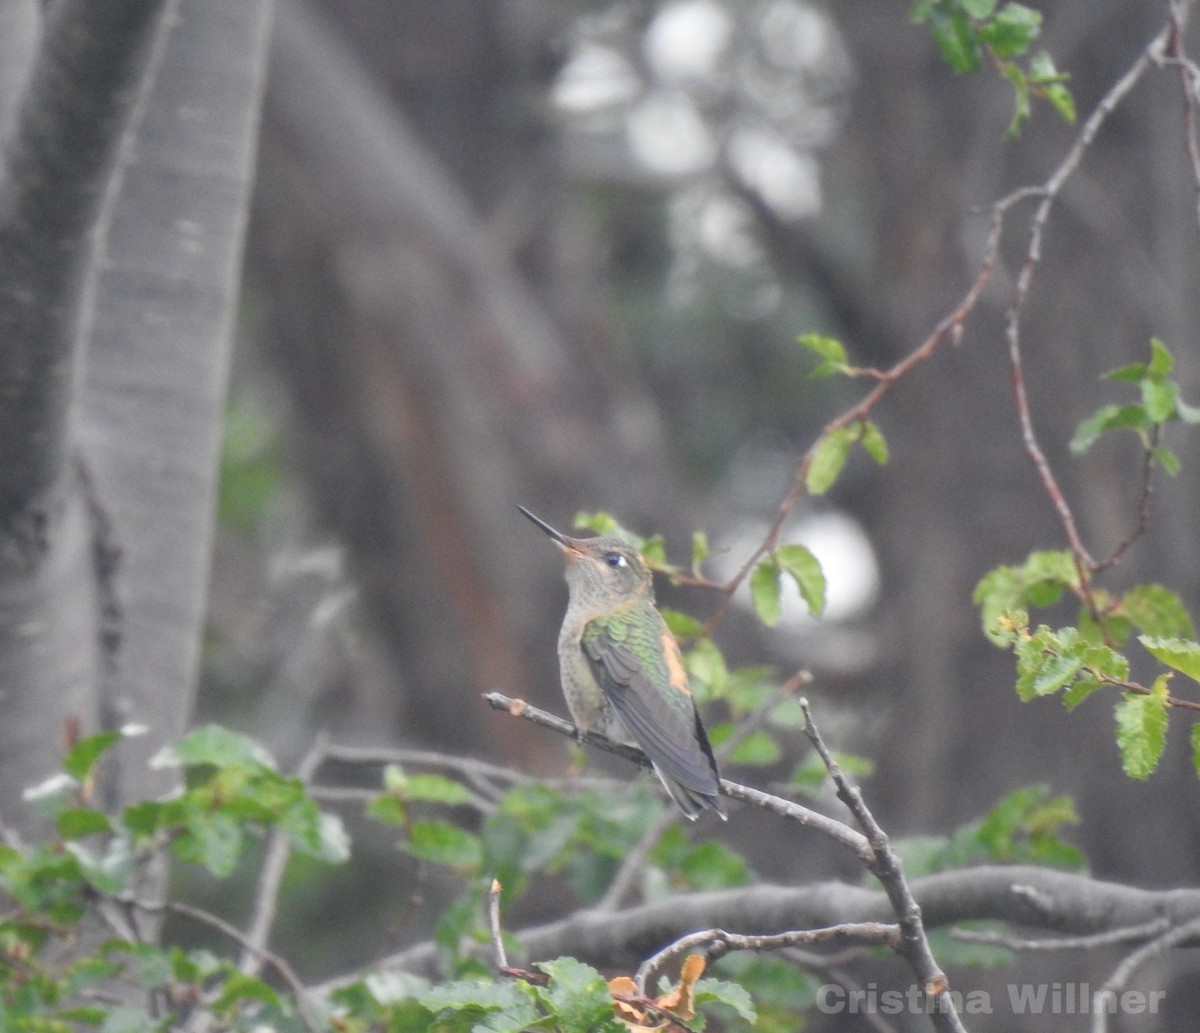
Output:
604,552,626,568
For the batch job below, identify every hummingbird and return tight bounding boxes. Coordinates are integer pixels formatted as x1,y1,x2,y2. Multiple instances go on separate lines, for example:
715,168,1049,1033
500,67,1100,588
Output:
519,506,725,820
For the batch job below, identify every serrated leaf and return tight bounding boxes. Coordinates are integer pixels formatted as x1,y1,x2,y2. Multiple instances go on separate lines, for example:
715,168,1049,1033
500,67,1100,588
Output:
1140,635,1200,682
859,420,889,465
806,426,854,495
1030,651,1084,697
1062,675,1103,710
691,530,710,571
777,543,826,617
1114,682,1169,780
750,560,782,627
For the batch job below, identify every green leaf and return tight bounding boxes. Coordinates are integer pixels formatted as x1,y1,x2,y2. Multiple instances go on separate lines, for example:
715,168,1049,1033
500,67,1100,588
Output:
1120,585,1195,640
174,811,245,877
1154,446,1181,475
777,543,826,617
1114,681,1169,780
729,731,782,766
798,333,849,378
684,638,728,701
973,550,1078,643
1070,403,1149,455
677,841,750,889
573,510,621,537
57,807,113,840
695,977,757,1023
979,2,1042,57
1003,60,1031,138
661,608,706,639
62,732,121,781
65,834,134,894
1142,377,1179,423
1041,79,1077,124
1148,336,1174,377
750,560,782,627
536,957,624,1033
404,821,482,871
691,530,710,571
806,426,854,495
928,7,981,72
402,773,473,806
859,420,889,465
1140,635,1200,683
152,724,275,771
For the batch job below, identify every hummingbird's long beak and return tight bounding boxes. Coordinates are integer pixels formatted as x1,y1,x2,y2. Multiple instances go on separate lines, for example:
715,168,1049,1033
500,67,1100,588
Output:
518,506,573,548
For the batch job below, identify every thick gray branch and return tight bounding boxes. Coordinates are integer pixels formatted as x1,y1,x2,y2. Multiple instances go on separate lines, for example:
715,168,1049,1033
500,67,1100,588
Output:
334,866,1200,984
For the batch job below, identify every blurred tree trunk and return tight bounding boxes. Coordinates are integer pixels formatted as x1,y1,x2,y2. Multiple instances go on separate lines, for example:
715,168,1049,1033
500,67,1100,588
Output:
247,0,688,761
0,0,273,833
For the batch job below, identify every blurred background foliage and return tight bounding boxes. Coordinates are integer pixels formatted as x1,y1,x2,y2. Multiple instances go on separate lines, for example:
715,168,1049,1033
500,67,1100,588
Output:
190,0,1200,1021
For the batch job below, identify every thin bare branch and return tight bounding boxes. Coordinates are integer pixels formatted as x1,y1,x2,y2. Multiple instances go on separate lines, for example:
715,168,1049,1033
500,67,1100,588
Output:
635,922,898,997
801,699,966,1033
483,692,871,862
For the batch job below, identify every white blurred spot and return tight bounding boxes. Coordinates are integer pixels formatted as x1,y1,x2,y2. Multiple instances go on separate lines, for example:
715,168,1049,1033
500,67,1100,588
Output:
627,92,716,175
728,125,822,220
553,43,641,114
645,0,732,84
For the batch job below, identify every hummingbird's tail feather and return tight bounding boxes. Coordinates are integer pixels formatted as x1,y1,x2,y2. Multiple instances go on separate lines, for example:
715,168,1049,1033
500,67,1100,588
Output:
652,765,727,821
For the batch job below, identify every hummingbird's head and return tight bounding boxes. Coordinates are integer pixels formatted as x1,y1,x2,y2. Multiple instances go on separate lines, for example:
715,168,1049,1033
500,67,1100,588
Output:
518,506,652,602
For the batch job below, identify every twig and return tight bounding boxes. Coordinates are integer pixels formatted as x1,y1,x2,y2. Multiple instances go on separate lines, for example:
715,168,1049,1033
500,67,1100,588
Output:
1091,912,1200,1033
1002,14,1178,596
129,897,323,1033
801,699,966,1033
634,922,898,997
488,878,508,969
240,733,328,975
483,692,871,862
950,916,1171,951
1164,0,1200,235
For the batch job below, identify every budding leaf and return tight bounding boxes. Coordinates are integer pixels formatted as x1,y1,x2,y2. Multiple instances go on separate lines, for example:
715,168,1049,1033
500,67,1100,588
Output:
806,426,854,495
799,333,849,378
860,421,890,465
750,560,783,627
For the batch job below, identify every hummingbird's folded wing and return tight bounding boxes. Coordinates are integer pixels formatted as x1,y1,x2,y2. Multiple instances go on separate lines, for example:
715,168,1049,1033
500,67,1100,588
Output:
580,619,720,796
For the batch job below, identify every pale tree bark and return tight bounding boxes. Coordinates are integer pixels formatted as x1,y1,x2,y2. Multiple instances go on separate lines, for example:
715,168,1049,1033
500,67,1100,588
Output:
0,0,275,834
